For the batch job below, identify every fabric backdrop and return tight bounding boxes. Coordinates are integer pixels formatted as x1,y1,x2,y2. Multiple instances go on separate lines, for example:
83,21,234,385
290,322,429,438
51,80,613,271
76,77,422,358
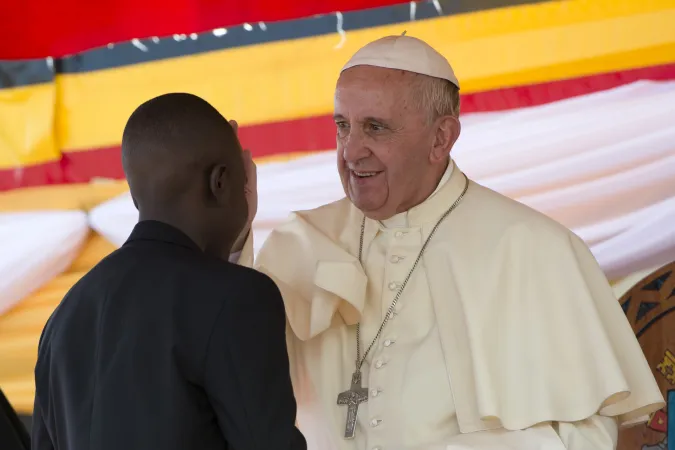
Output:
0,0,407,59
2,0,674,190
3,79,674,316
87,80,675,282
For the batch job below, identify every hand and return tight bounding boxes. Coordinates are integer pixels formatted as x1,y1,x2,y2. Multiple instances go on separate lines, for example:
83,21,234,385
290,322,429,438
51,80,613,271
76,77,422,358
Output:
230,120,258,253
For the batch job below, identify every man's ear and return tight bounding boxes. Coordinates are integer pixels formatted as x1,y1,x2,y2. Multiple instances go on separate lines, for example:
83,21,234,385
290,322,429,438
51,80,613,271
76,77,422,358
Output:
209,164,230,205
430,115,461,164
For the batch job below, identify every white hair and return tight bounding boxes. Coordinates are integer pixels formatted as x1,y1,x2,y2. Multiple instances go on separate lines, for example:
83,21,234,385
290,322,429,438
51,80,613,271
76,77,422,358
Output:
414,75,461,121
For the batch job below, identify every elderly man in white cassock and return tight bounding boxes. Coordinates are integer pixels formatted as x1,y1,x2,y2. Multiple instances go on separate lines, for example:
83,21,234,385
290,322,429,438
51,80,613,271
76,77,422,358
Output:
229,35,664,450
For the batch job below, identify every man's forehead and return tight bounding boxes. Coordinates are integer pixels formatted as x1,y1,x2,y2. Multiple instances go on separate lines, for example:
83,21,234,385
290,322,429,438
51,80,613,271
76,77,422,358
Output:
334,71,419,121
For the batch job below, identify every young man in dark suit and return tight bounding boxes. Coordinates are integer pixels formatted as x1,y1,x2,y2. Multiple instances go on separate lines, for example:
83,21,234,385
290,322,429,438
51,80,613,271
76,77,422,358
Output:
31,93,306,450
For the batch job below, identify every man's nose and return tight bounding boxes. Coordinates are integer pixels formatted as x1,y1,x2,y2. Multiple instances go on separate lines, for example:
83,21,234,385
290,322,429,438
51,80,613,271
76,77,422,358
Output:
342,129,369,163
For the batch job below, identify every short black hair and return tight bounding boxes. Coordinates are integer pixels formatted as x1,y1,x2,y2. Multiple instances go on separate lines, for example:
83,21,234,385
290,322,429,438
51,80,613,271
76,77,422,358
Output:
121,93,240,208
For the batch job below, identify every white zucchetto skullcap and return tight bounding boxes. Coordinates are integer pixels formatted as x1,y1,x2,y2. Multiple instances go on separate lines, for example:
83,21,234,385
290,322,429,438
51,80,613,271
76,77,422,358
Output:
341,34,460,89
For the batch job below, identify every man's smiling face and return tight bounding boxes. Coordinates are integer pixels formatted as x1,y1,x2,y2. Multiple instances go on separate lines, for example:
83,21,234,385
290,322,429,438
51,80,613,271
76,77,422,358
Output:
334,65,439,221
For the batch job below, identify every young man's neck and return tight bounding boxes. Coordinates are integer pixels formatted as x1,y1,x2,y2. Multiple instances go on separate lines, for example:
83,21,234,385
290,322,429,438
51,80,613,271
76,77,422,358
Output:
138,209,207,252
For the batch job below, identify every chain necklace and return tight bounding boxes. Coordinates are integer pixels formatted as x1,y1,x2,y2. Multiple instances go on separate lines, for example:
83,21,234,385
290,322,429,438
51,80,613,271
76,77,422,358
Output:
337,175,469,439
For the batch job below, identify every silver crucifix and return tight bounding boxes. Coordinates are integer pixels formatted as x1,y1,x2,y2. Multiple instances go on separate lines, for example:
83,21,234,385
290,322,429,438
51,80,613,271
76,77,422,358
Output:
337,370,369,439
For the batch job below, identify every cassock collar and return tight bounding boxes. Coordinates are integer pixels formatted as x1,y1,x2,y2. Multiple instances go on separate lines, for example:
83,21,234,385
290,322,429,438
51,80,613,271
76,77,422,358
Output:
377,158,464,230
125,220,202,253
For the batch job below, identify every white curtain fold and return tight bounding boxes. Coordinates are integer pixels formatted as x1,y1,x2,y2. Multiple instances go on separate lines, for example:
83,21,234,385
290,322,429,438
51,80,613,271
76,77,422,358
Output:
87,192,137,248
0,211,89,315
4,80,673,315
89,80,675,278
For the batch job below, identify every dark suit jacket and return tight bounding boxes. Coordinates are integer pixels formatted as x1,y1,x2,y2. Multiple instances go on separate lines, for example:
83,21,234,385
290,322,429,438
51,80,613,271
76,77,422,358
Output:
32,220,306,450
0,387,30,450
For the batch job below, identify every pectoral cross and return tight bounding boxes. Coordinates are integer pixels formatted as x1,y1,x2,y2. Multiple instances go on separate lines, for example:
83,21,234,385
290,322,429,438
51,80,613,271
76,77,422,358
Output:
337,370,369,439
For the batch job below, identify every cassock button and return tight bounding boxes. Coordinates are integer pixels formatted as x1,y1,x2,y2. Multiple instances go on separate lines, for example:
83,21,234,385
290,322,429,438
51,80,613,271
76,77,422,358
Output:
370,388,380,397
388,282,398,291
372,447,382,450
375,360,384,369
370,419,382,427
394,231,404,238
383,339,393,347
390,255,401,263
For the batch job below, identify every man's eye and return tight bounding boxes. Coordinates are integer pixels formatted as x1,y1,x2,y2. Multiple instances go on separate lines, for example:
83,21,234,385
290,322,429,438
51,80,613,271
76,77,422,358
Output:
335,121,349,129
368,123,385,131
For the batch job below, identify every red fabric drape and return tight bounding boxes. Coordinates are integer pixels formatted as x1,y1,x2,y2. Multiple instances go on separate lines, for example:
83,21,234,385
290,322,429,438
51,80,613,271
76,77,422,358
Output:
0,0,406,60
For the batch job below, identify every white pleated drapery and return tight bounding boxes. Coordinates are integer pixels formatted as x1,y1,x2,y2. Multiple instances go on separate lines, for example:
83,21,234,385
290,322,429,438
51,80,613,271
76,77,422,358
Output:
90,80,675,278
0,211,89,314
2,80,675,314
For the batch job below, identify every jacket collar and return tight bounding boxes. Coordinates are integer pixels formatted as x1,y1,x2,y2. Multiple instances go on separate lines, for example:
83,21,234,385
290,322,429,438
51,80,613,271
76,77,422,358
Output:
124,220,202,253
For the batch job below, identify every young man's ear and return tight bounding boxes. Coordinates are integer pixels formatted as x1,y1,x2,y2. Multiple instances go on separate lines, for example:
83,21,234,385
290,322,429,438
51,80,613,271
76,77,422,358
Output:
209,164,230,205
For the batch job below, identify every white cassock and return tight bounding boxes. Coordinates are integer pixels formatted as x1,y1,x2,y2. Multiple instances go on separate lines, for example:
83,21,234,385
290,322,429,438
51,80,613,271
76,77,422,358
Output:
234,160,664,450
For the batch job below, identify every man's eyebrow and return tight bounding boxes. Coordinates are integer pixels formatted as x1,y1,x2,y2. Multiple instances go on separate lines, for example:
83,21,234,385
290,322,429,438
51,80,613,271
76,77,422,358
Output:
364,116,388,125
332,115,389,125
